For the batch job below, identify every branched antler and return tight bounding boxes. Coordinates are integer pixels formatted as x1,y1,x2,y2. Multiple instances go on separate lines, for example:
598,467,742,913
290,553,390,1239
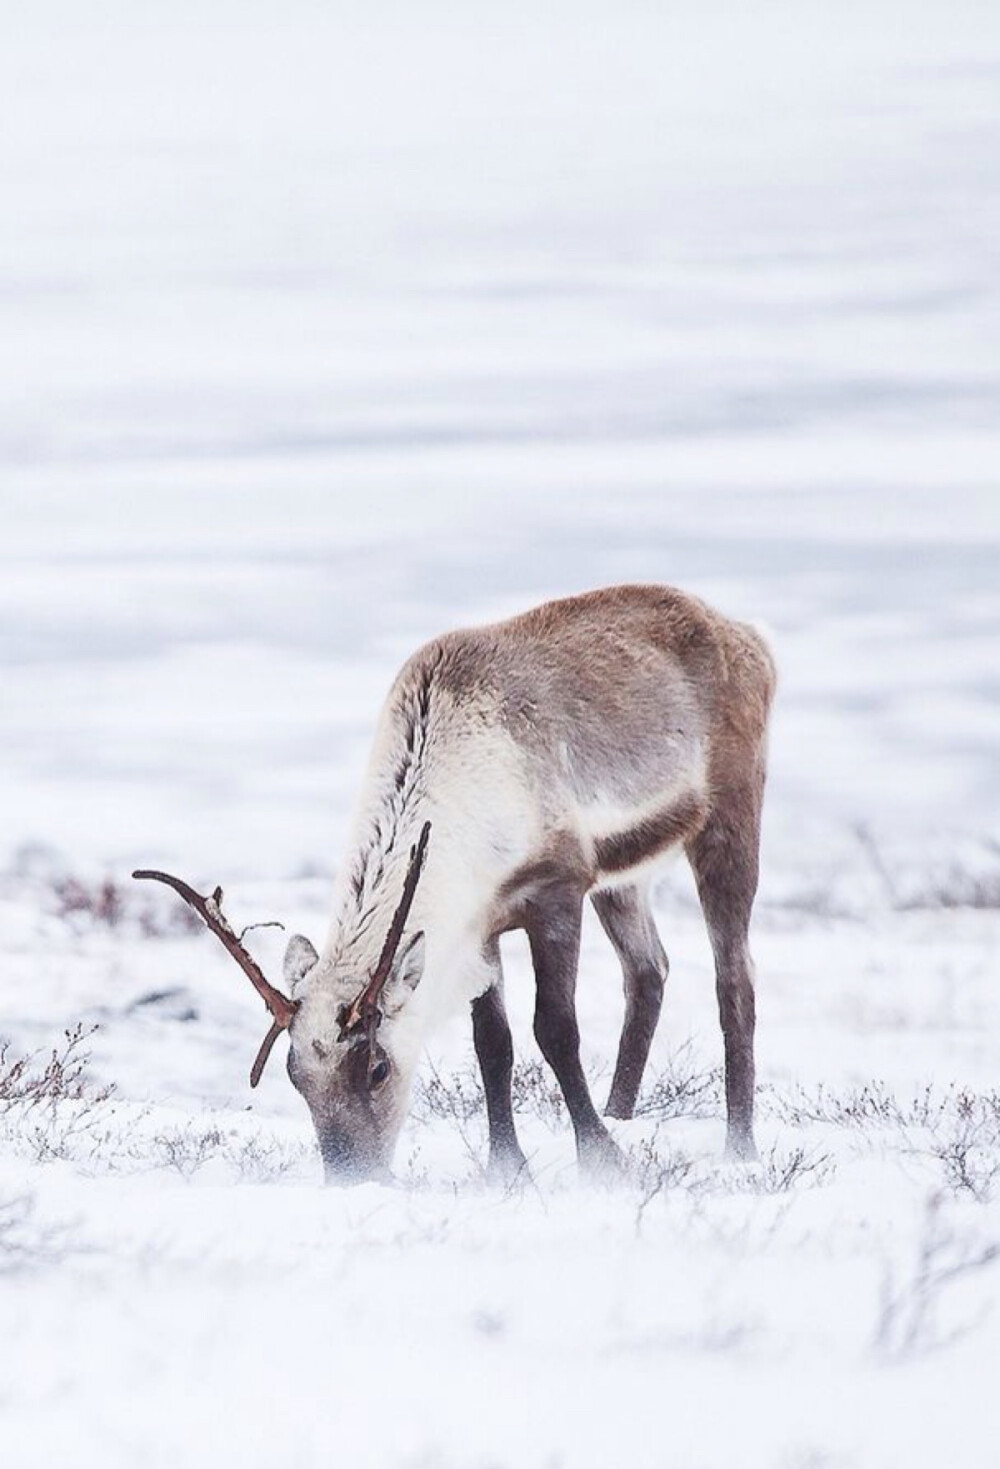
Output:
131,869,298,1086
133,822,431,1090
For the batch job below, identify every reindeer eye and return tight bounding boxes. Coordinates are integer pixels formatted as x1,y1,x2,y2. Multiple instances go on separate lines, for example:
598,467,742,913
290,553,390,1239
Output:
369,1058,391,1090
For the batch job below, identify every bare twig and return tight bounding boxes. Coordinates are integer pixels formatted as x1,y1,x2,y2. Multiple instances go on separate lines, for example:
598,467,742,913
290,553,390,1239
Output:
852,822,900,908
875,1193,1000,1358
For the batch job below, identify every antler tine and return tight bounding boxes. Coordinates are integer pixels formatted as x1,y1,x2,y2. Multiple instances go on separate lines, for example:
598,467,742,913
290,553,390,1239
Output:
345,821,432,1030
250,1019,288,1090
131,869,298,1031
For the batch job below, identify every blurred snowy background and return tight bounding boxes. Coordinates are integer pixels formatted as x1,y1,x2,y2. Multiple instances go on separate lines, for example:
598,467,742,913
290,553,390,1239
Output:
2,3,1000,1467
3,0,998,886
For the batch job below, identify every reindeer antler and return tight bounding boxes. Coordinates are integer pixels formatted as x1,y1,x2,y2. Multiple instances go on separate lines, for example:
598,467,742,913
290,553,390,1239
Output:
131,869,299,1087
339,820,432,1045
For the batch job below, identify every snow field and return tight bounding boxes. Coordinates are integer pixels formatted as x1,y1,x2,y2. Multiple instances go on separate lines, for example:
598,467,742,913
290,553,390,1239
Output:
3,1,1000,1464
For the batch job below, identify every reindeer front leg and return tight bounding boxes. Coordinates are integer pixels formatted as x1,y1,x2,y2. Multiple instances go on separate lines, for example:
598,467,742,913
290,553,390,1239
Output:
471,942,529,1184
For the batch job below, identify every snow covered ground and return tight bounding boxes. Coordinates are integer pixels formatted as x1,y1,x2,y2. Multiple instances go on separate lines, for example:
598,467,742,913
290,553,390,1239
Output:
2,2,1000,1466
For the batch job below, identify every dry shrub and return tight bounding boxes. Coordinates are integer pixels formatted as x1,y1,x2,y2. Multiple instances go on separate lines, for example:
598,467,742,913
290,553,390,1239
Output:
0,1191,75,1273
0,1024,114,1111
634,1045,723,1121
0,1024,116,1162
50,874,203,936
875,1193,1000,1358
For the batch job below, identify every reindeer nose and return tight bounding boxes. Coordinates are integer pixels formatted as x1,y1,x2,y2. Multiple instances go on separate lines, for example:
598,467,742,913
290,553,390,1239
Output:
319,1133,390,1186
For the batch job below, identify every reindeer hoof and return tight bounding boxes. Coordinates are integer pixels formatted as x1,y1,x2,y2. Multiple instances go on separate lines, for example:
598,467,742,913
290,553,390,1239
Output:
486,1148,531,1188
724,1130,759,1164
578,1129,628,1183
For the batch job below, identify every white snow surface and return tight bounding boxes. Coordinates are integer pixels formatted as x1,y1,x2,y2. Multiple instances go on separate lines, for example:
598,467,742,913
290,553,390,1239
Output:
2,2,1000,1466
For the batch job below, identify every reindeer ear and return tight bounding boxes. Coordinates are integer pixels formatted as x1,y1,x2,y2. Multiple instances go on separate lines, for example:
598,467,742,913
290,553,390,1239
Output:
283,934,319,992
384,930,425,1009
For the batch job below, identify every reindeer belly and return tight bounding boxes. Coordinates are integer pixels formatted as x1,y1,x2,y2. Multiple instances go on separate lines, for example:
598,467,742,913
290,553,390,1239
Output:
587,788,708,881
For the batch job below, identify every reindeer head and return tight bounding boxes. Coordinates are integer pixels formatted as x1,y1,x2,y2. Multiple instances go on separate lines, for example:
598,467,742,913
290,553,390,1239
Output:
133,822,431,1185
280,925,426,1181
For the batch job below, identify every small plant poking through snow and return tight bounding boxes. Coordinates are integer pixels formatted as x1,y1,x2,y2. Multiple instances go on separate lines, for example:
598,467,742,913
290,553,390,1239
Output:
737,1147,836,1196
930,1125,1000,1203
874,1194,1000,1359
413,1058,568,1132
634,1044,724,1120
772,1079,1000,1203
412,1062,485,1125
0,1191,74,1274
509,1059,567,1128
0,1024,116,1162
0,1024,114,1113
0,1028,314,1181
149,1124,313,1183
773,1079,1000,1137
630,1136,834,1211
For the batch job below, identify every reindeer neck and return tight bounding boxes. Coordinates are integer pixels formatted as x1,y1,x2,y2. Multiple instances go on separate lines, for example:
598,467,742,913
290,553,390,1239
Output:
326,809,432,971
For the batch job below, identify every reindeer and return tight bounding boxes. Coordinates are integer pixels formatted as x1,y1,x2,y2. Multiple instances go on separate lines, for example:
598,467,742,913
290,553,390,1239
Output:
135,584,775,1183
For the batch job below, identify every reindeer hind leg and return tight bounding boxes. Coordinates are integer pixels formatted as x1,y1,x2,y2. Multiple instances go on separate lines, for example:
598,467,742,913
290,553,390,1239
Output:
591,884,668,1120
685,770,765,1161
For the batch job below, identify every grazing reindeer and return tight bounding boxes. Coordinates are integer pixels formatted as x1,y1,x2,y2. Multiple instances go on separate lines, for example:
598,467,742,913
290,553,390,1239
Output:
136,585,775,1183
